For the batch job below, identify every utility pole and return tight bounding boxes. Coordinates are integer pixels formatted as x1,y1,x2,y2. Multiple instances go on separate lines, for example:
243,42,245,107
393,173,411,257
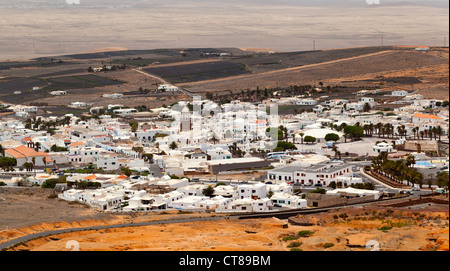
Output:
381,35,384,46
313,40,316,52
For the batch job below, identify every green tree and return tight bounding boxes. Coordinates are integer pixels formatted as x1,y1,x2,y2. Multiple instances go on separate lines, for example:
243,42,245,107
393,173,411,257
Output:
266,190,274,199
170,141,178,150
325,133,340,143
129,122,139,133
303,136,316,144
202,185,215,197
121,167,132,177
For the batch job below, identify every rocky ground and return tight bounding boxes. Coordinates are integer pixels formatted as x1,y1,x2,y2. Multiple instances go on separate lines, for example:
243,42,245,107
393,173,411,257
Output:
1,189,448,251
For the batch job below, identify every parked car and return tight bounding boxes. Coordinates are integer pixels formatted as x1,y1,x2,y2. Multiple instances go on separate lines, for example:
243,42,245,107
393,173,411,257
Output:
265,181,273,184
191,178,200,182
314,183,323,187
273,203,282,208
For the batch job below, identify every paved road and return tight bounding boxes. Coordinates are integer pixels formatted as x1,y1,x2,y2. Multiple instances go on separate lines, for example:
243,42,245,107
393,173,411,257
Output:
0,215,234,250
0,193,411,250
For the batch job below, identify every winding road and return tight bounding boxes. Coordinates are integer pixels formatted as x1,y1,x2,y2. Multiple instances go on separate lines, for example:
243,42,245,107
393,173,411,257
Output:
0,195,407,250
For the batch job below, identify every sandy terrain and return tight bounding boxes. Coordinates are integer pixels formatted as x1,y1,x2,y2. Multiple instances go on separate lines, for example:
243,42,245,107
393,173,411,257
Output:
180,49,448,99
0,2,447,61
3,207,448,251
1,187,448,251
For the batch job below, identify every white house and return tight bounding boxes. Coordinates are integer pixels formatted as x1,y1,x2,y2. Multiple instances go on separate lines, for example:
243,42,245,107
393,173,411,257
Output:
391,90,409,97
158,84,179,92
415,46,430,51
373,142,394,153
50,90,67,96
236,183,267,200
217,198,272,213
267,163,353,187
195,196,232,210
96,152,119,170
270,193,307,209
296,99,318,106
168,195,208,209
177,183,210,197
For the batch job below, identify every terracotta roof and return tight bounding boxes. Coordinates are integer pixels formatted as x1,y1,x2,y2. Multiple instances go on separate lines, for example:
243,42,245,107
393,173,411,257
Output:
5,148,26,158
413,113,443,120
22,137,32,142
84,175,97,180
36,151,50,157
69,142,84,147
5,145,46,158
117,175,128,179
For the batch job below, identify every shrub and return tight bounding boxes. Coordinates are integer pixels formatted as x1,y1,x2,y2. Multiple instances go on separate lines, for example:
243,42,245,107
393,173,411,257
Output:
298,230,314,237
282,236,299,241
47,193,58,199
290,248,303,251
379,226,392,232
323,243,335,249
287,242,302,248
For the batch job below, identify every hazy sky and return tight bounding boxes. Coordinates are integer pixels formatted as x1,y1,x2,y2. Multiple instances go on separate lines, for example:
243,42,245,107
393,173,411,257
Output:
0,0,448,60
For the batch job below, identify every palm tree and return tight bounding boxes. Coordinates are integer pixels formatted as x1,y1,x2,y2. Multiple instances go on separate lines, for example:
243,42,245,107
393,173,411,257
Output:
332,145,339,160
436,126,444,142
427,180,434,194
31,157,36,175
169,141,178,150
210,135,219,145
299,133,305,144
412,127,417,140
406,155,416,168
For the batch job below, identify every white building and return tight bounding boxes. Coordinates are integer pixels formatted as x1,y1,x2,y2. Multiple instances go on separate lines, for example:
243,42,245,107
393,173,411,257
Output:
50,90,67,96
168,195,208,210
270,193,307,209
217,198,272,213
267,163,353,187
373,142,394,153
296,99,318,106
177,183,210,197
391,90,409,97
158,84,179,92
236,183,268,200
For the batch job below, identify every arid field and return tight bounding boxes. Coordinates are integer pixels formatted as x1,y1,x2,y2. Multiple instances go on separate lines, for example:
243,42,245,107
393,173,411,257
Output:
0,188,448,251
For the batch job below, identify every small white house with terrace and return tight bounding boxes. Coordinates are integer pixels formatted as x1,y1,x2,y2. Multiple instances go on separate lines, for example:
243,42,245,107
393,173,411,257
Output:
194,196,232,210
177,183,210,197
216,198,272,213
236,183,267,200
373,142,394,153
269,193,307,209
168,195,209,210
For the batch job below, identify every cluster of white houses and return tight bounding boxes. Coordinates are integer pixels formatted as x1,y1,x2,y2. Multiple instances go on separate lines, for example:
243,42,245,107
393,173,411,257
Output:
0,85,448,213
56,174,307,213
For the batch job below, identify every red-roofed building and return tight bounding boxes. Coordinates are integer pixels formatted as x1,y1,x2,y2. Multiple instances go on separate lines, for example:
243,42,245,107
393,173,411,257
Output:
4,145,50,167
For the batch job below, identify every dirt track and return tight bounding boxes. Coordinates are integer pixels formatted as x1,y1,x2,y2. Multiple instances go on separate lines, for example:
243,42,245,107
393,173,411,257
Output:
180,49,449,100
